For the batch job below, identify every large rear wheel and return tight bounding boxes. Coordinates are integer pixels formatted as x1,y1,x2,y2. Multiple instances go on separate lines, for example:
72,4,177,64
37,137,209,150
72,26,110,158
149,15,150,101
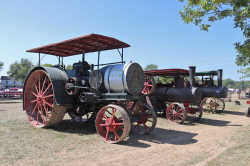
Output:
23,69,66,128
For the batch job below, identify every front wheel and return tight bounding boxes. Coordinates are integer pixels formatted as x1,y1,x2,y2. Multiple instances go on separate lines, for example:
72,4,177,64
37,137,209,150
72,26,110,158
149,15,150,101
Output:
187,105,203,121
200,97,217,113
95,104,131,143
166,103,187,124
215,98,225,113
130,100,157,135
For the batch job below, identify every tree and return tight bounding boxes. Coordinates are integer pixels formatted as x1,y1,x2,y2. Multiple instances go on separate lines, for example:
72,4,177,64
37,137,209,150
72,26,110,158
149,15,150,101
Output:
223,78,236,88
144,64,158,71
43,64,53,67
8,58,33,82
66,64,73,70
144,64,170,83
238,67,250,79
43,63,73,70
179,0,250,66
0,61,3,72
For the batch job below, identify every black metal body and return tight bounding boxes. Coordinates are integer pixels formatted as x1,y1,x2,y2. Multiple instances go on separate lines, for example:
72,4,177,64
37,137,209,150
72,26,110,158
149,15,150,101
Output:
24,57,142,120
64,59,141,118
152,87,202,105
189,66,228,99
200,87,228,98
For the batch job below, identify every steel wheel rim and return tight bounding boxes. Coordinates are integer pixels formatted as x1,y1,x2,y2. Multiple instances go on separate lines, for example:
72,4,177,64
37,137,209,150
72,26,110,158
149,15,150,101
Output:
201,97,216,113
215,98,225,112
166,104,186,123
132,102,157,135
24,70,54,128
187,105,202,120
95,105,129,143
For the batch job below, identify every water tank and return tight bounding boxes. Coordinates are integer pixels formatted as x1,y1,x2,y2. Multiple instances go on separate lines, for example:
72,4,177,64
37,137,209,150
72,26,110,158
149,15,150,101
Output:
89,62,144,95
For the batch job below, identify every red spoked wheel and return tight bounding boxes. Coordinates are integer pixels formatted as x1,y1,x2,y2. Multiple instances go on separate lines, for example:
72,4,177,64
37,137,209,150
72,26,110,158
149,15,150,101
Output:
166,103,187,124
186,104,203,121
24,69,65,128
141,77,155,95
200,97,217,113
131,101,157,135
95,104,131,143
215,98,225,113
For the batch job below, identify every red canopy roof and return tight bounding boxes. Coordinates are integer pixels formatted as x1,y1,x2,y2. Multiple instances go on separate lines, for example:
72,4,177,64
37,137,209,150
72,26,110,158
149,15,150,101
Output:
26,34,130,57
144,69,189,76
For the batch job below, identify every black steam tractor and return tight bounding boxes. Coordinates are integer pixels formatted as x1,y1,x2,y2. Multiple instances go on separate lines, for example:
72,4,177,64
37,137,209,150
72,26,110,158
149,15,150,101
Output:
23,34,157,143
142,67,203,124
195,68,228,113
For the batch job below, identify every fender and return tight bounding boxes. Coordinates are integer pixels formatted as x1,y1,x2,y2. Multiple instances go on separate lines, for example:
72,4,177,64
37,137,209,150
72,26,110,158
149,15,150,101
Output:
23,66,73,110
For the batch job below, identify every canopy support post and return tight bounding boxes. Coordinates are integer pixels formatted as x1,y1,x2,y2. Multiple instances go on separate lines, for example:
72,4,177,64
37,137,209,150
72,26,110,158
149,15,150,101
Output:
38,53,41,66
82,51,85,62
122,48,124,64
58,56,61,65
62,57,64,67
117,48,124,64
96,51,100,91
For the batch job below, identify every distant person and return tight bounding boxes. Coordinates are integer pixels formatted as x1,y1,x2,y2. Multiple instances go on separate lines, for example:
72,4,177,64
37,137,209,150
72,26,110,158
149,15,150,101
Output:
184,78,191,88
237,89,241,99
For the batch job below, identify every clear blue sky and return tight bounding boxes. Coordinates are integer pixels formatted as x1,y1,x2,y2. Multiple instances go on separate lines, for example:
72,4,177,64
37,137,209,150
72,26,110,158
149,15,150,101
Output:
0,0,244,80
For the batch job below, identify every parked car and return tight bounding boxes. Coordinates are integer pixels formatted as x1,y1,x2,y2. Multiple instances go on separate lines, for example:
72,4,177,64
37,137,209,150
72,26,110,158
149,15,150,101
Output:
3,88,10,98
9,87,23,98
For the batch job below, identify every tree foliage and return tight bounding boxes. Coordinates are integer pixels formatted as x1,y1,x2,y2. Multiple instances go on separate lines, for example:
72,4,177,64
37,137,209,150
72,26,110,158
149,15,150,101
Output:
7,58,33,82
223,78,250,89
43,64,73,70
223,78,236,88
65,64,73,70
237,67,250,79
144,64,171,84
0,61,3,72
43,64,53,67
144,64,158,71
179,0,250,66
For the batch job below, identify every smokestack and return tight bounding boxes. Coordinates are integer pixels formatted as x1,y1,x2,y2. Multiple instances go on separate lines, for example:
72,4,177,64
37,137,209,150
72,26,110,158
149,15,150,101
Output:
189,66,196,87
217,69,223,87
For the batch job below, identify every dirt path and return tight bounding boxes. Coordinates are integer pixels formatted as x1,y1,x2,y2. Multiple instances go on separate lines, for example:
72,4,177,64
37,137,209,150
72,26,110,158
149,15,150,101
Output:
58,106,247,166
1,101,249,166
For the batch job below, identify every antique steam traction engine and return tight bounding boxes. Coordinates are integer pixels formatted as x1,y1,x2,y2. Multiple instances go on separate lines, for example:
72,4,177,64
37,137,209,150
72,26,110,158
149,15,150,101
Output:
23,34,157,143
196,68,228,113
142,67,203,124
